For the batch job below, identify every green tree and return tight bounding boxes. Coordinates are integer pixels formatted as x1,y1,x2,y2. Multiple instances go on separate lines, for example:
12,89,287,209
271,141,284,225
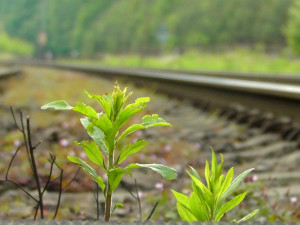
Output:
285,0,300,54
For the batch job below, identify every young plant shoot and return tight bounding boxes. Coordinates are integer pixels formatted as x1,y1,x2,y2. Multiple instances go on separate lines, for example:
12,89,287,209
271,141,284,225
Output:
172,150,259,223
41,84,177,221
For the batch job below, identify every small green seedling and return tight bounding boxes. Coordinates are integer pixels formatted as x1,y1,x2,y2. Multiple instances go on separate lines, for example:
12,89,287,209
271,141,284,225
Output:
172,150,258,223
41,84,177,221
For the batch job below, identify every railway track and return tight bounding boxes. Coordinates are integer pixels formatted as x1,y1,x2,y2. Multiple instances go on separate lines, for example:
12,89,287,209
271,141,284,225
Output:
1,62,300,220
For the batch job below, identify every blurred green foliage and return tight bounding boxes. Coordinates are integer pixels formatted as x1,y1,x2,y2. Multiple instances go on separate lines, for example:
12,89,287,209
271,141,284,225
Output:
285,1,300,55
62,48,300,74
0,29,34,56
0,0,296,57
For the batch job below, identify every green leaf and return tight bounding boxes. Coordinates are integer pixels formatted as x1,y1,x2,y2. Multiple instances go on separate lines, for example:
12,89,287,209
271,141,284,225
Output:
172,190,197,222
117,140,148,164
189,166,201,181
204,160,211,191
91,114,113,134
72,102,98,118
117,124,145,143
41,100,73,110
127,163,177,180
111,203,124,213
108,168,131,193
115,97,150,130
84,90,113,119
80,117,108,153
172,190,189,206
112,84,128,121
219,168,254,205
176,202,197,222
67,156,98,180
189,192,208,221
75,140,104,168
96,176,106,193
187,171,213,205
235,209,259,223
215,192,247,222
211,149,217,184
142,114,171,128
217,153,224,178
218,167,234,198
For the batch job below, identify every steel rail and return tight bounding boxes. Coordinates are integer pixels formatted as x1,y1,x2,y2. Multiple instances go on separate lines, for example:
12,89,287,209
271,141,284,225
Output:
0,68,21,79
16,61,300,100
2,61,300,100
2,60,300,122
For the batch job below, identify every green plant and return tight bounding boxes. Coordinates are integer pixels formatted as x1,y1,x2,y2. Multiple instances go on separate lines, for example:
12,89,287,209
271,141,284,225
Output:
172,150,259,223
41,83,177,221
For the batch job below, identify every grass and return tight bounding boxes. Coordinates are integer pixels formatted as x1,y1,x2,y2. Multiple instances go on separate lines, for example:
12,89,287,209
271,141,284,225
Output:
60,48,300,74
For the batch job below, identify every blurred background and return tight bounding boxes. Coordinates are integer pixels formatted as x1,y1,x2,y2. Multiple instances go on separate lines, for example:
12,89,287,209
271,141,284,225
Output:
1,0,300,73
2,1,300,221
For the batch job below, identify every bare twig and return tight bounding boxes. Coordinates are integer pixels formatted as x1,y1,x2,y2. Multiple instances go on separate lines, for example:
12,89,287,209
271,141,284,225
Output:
53,162,63,219
26,116,44,219
41,154,56,195
5,146,21,179
19,111,33,171
62,167,81,191
33,141,42,150
0,179,38,202
134,179,142,222
145,201,159,223
34,204,39,220
10,106,21,131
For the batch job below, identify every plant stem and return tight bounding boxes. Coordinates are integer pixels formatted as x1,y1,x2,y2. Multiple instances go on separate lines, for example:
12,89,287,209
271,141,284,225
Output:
105,151,114,221
105,190,112,221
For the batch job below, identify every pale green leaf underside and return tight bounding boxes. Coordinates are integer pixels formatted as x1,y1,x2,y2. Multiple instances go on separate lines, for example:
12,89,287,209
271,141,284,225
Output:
235,209,259,223
67,156,97,180
219,168,255,205
80,117,108,153
127,163,177,180
117,114,170,143
41,100,73,110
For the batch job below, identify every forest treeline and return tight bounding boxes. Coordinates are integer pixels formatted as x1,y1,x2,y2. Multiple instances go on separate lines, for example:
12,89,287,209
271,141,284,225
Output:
0,0,299,57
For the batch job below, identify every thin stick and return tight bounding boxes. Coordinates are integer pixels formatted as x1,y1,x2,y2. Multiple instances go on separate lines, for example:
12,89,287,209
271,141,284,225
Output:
10,106,21,131
53,162,63,219
0,179,38,202
134,179,142,222
41,154,56,195
5,146,21,179
26,116,44,219
62,167,81,191
145,202,159,223
33,141,42,150
34,204,39,220
19,111,33,171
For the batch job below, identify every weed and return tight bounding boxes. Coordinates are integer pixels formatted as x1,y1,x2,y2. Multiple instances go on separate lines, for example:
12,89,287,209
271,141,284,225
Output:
41,83,177,221
172,150,258,223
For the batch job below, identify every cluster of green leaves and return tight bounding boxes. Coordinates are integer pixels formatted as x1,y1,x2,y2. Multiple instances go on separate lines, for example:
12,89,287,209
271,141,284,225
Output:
172,150,258,223
41,84,177,221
